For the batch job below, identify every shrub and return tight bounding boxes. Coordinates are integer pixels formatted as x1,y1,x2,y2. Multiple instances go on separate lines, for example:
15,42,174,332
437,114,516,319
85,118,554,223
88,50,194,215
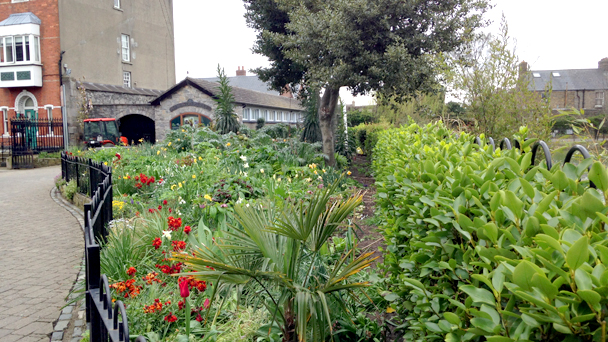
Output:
351,122,391,156
63,180,77,200
256,117,266,130
374,122,608,341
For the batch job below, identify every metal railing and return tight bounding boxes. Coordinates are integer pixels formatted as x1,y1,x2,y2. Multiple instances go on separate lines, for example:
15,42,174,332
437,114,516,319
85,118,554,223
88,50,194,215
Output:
475,136,596,188
61,152,145,342
11,118,64,168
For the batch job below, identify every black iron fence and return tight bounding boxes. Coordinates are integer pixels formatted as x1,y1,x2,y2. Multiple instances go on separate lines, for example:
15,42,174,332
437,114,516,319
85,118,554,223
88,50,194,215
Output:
10,118,64,168
61,152,145,342
475,136,595,186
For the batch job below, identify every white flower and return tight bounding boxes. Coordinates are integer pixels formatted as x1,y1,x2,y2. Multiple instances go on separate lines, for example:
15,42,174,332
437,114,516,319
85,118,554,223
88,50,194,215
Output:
260,169,264,173
243,163,249,168
243,172,248,177
179,199,186,204
246,203,250,207
162,230,172,240
240,155,247,162
236,197,243,204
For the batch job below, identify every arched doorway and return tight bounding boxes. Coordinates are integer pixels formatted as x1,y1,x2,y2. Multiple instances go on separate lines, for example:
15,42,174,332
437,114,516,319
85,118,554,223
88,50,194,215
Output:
118,114,155,144
15,91,38,118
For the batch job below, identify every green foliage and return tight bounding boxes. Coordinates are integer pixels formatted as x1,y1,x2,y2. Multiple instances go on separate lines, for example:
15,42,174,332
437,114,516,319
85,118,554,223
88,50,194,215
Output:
174,179,376,342
374,121,608,341
63,180,77,200
351,123,392,157
300,88,322,143
244,0,490,167
214,65,240,135
376,92,447,126
256,117,266,130
443,17,553,140
347,109,378,127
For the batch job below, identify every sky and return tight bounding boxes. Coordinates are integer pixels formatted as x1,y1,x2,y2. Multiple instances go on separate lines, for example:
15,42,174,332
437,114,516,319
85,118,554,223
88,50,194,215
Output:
173,0,608,105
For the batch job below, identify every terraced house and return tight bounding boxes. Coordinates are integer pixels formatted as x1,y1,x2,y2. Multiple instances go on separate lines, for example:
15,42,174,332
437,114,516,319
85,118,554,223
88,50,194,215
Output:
0,0,176,150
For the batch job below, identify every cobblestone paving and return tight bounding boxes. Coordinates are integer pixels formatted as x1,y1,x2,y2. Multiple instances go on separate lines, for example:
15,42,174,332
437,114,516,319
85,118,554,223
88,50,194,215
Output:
0,166,83,342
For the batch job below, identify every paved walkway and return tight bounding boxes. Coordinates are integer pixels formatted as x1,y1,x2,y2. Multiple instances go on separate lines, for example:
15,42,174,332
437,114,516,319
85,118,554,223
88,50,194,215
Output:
0,166,83,342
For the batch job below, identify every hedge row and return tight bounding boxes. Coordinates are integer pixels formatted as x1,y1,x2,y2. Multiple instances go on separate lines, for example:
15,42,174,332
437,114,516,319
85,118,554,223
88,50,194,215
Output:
373,122,608,341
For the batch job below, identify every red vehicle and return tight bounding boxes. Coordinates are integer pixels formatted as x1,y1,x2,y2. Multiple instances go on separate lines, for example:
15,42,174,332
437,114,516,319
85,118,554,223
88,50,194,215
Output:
84,118,124,148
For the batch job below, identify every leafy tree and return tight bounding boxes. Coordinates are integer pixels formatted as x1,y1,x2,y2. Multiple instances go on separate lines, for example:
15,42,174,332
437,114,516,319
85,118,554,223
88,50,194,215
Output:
214,65,240,135
375,91,447,126
244,0,490,166
347,109,377,127
443,18,553,139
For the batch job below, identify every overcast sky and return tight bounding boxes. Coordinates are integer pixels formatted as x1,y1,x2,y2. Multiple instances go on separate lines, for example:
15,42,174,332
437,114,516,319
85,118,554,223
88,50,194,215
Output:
173,0,608,105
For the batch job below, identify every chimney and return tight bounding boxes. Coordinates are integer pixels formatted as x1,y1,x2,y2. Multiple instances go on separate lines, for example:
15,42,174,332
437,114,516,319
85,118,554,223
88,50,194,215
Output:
518,60,529,80
599,58,608,72
236,66,246,76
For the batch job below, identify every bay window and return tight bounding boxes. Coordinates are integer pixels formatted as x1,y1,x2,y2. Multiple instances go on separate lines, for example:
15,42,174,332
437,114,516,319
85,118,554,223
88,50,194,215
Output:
0,34,40,64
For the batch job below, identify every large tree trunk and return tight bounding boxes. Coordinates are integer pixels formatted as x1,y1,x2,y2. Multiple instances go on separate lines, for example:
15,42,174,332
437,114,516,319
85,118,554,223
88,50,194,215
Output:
318,86,340,167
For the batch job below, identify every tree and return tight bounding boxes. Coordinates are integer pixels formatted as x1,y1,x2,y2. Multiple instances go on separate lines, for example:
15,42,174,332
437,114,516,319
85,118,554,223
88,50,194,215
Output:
214,65,240,135
244,0,490,166
443,18,553,139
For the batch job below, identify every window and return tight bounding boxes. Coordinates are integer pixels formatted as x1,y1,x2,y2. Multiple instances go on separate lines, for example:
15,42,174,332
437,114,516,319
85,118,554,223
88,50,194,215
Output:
123,71,131,87
533,72,541,78
281,111,287,122
0,35,40,64
1,107,7,136
252,109,260,120
243,108,250,121
114,0,120,8
552,72,560,77
269,111,275,122
170,113,211,130
44,105,53,135
596,92,605,107
121,34,130,62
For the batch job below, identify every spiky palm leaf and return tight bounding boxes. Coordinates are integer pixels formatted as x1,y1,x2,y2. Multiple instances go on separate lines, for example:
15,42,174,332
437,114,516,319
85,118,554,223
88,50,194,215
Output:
172,178,376,342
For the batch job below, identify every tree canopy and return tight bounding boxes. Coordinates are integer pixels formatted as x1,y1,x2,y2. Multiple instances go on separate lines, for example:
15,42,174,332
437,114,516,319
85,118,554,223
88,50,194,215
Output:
244,0,490,165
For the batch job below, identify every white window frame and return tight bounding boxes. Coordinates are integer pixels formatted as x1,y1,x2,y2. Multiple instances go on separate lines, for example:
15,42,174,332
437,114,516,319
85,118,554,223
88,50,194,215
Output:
242,108,250,121
252,108,260,121
596,91,605,108
1,107,8,136
270,110,275,122
44,105,53,136
0,34,40,65
123,71,131,88
11,0,29,3
114,0,121,9
121,34,130,62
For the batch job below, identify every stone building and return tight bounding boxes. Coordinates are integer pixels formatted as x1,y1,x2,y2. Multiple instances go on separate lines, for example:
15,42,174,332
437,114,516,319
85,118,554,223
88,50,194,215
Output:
525,58,608,115
0,0,175,147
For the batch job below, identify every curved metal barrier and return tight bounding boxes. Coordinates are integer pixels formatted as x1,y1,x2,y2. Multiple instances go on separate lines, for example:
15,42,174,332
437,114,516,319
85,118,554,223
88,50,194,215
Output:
62,152,146,342
475,136,594,172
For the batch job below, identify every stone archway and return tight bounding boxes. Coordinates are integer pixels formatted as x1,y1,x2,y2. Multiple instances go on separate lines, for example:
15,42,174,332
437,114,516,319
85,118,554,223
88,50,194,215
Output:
118,114,156,144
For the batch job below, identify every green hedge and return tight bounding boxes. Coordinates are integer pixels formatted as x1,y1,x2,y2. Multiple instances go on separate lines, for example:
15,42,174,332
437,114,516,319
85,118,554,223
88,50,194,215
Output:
373,122,608,341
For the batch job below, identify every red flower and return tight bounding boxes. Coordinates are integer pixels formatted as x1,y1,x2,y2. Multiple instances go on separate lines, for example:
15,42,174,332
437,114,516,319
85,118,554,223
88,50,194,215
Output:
126,267,136,276
135,183,142,189
179,277,190,298
115,153,121,160
178,300,185,310
152,237,162,249
163,200,168,205
195,313,203,322
158,205,162,210
184,226,191,234
172,240,186,251
167,216,182,230
203,298,210,309
164,313,178,323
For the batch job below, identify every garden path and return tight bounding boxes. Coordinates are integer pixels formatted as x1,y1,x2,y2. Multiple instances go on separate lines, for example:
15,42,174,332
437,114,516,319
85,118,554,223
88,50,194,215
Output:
348,155,384,265
0,166,83,342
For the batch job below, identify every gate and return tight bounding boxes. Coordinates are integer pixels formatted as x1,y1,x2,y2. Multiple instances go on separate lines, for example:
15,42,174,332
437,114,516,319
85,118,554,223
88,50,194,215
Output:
10,117,64,168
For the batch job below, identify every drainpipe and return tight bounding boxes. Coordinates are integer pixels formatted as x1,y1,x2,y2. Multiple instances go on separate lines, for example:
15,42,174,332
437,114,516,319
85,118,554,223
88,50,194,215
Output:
59,51,68,149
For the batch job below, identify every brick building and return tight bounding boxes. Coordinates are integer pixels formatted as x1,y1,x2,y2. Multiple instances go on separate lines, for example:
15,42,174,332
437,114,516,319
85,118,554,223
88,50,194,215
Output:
0,0,175,147
525,58,608,114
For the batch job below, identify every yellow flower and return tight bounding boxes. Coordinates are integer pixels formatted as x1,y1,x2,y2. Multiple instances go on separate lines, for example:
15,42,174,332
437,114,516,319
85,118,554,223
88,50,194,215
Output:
277,178,281,182
313,170,318,175
347,171,352,176
204,194,212,201
198,156,202,161
177,139,181,141
104,162,108,166
139,138,144,142
192,175,196,179
77,150,81,153
168,142,172,146
123,176,128,180
171,184,176,190
322,169,326,173
226,142,231,147
178,182,182,188
182,129,185,132
157,150,161,155
260,169,264,173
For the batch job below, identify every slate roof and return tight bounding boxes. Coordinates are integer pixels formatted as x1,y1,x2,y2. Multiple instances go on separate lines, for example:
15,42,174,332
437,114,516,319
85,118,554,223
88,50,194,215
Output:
0,12,41,26
151,78,304,111
200,76,279,96
529,68,608,91
78,82,164,96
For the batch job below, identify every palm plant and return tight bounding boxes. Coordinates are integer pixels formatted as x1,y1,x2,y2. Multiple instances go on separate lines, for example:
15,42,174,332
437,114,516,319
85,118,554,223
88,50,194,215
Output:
173,179,376,342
